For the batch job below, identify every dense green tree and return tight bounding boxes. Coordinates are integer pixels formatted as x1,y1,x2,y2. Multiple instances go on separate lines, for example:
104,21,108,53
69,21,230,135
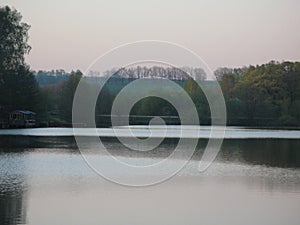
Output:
220,73,240,98
131,97,177,117
225,61,300,126
39,83,62,113
59,70,83,121
0,6,39,120
0,65,39,111
0,6,31,71
183,77,210,123
182,61,300,126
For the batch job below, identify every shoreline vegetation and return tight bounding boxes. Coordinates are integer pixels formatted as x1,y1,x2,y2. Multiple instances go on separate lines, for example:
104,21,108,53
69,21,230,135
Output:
2,61,299,129
1,6,300,129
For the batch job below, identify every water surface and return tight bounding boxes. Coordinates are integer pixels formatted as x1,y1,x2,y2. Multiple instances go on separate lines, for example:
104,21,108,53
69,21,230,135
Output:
0,127,300,225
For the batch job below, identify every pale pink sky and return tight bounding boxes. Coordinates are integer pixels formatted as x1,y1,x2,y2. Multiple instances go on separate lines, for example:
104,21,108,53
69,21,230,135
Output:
2,0,300,71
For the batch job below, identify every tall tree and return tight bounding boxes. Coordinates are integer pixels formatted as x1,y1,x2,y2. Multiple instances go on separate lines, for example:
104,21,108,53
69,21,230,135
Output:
0,6,31,71
59,70,83,121
0,65,39,110
0,6,38,115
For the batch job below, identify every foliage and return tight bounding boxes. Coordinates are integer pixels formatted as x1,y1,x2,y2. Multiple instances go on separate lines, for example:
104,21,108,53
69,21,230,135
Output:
0,6,31,71
224,61,300,126
59,70,83,121
183,77,210,123
0,6,39,118
37,61,300,127
0,65,39,111
34,70,70,86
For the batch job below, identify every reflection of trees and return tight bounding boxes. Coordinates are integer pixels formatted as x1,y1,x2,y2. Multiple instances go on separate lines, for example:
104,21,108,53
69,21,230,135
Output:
219,139,300,168
0,175,27,225
0,135,28,225
0,135,80,225
241,139,300,168
0,136,78,153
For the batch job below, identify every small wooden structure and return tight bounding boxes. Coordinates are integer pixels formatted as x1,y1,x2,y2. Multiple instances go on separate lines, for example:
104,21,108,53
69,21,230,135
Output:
9,110,36,128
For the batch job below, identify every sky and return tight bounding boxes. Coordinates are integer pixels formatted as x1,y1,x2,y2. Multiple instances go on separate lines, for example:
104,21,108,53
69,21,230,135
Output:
2,0,300,71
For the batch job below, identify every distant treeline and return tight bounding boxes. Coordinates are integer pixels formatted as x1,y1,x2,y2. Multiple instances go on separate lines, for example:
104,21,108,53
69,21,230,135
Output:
34,67,194,126
3,63,300,127
33,70,70,86
97,66,206,80
33,66,206,86
33,61,300,127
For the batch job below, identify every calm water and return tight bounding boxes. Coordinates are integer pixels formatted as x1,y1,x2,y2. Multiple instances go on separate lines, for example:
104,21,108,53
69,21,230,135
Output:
0,127,300,225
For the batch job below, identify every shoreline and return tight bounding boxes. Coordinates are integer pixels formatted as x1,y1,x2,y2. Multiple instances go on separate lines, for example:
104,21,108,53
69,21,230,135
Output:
0,126,300,139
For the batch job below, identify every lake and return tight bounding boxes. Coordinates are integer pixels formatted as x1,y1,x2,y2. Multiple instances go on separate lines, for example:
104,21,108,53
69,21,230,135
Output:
0,127,300,225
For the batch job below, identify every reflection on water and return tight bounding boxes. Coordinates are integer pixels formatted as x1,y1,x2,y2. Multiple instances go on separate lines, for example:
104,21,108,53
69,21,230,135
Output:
218,139,300,168
0,153,27,225
0,183,27,225
0,132,300,225
1,136,300,168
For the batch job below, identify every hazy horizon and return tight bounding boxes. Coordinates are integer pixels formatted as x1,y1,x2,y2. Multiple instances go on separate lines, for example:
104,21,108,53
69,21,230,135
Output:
2,0,300,72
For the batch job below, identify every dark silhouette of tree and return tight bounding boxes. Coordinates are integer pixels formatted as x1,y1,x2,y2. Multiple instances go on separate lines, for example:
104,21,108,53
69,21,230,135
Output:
59,70,83,121
0,66,39,110
0,6,40,123
0,6,31,71
183,77,210,123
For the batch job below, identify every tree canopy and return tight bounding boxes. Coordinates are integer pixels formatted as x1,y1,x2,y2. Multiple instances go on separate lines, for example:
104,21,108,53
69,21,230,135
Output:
0,6,31,71
0,6,38,117
221,61,300,126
